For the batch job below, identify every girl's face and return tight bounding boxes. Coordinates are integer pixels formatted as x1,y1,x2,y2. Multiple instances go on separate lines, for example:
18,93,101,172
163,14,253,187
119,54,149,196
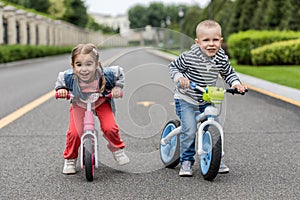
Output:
72,54,98,82
195,27,223,57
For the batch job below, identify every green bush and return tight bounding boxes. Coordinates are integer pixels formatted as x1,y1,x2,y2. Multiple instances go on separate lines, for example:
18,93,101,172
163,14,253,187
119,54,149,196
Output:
0,45,72,63
227,30,300,65
251,39,300,65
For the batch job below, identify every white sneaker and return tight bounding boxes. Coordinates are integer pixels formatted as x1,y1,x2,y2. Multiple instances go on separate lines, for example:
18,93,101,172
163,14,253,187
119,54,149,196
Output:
179,161,193,177
218,161,230,174
63,159,77,174
112,149,130,165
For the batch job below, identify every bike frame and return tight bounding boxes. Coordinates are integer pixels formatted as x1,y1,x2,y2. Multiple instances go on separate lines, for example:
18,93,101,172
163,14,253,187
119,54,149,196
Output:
80,100,99,169
160,103,225,157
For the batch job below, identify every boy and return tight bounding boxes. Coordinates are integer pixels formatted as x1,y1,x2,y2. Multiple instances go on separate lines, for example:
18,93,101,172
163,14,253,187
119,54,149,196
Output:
169,20,247,176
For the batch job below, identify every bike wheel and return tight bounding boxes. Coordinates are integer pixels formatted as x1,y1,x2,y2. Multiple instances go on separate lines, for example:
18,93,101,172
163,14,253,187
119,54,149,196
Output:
160,120,180,168
84,138,94,182
199,124,222,181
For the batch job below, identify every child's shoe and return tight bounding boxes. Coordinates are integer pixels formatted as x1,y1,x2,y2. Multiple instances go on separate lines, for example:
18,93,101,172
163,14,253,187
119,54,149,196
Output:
112,149,130,165
63,159,77,174
179,161,193,176
218,161,229,174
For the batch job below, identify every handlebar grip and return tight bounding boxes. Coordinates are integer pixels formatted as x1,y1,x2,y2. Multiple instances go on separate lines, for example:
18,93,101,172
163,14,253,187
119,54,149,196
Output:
226,88,248,95
105,91,123,98
177,81,197,90
55,92,70,99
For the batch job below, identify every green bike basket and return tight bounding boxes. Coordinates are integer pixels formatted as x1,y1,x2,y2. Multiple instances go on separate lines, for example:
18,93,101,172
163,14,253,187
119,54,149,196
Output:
202,86,225,104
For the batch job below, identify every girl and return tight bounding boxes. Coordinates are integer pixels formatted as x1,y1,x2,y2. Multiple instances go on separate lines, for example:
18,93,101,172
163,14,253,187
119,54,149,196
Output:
55,43,129,174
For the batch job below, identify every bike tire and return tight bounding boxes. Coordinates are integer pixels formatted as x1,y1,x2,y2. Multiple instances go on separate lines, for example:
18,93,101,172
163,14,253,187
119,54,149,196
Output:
160,119,180,168
199,124,222,181
84,138,94,182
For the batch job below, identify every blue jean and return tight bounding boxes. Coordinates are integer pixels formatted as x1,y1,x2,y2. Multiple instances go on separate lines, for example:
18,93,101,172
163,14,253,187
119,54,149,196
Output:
175,99,209,165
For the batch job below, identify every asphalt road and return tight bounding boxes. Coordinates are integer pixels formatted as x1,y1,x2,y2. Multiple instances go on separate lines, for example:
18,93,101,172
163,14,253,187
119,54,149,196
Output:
0,47,299,200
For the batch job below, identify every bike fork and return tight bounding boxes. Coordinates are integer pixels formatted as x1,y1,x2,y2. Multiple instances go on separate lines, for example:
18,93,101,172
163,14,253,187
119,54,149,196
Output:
197,118,224,157
80,109,99,169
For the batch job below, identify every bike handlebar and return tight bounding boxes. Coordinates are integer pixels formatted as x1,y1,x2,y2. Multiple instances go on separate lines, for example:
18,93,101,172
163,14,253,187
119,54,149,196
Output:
55,92,71,99
189,82,248,95
225,88,248,95
55,91,123,99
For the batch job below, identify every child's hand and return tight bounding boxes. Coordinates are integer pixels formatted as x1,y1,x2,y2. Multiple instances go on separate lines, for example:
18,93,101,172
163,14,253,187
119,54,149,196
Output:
178,77,190,89
232,84,247,93
56,89,69,98
111,87,123,98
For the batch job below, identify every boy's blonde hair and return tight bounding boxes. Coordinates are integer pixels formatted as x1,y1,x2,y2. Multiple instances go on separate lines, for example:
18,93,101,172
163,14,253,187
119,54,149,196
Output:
196,20,222,36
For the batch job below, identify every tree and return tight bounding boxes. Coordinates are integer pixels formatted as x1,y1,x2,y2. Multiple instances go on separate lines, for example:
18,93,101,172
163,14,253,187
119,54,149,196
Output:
288,0,300,30
263,0,283,29
278,0,300,31
128,5,148,29
48,0,65,18
183,5,204,38
146,2,166,28
226,0,244,34
238,0,258,31
4,0,51,13
214,0,235,39
62,0,88,28
250,0,269,30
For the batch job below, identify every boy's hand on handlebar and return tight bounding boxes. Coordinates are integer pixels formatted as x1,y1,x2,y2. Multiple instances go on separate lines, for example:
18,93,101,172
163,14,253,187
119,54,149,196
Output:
232,84,248,94
111,86,123,98
56,89,69,98
178,77,190,89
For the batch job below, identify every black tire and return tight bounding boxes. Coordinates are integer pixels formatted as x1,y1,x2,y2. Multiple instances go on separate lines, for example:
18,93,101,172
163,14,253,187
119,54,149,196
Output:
199,124,222,181
84,138,94,182
160,119,181,168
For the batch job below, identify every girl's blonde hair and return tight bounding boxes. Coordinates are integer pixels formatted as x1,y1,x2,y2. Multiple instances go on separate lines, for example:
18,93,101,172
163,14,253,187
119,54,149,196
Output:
71,43,106,93
71,43,99,64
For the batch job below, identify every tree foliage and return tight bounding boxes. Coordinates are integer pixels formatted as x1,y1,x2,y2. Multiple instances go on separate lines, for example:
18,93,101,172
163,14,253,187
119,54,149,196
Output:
128,4,148,29
128,0,300,40
62,0,88,28
3,0,51,13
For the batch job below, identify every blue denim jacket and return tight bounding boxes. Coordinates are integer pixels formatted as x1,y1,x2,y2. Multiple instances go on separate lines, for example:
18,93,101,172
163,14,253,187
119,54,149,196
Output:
55,66,125,112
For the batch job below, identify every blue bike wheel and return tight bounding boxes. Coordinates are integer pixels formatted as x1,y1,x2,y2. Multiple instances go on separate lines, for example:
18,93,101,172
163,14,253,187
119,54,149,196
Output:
160,120,180,168
199,125,222,181
200,131,212,174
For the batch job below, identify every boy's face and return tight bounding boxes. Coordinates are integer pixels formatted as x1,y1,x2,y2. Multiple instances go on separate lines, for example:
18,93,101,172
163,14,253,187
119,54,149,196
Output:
195,27,223,57
72,54,98,83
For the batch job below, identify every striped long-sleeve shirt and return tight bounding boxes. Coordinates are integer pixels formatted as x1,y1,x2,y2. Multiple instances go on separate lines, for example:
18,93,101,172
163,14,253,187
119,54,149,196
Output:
169,44,241,105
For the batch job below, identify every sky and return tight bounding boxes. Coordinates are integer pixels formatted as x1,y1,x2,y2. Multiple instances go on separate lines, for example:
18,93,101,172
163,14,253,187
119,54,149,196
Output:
85,0,210,16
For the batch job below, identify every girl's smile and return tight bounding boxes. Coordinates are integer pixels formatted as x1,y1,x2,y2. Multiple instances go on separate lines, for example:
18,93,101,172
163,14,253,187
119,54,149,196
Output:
72,54,98,82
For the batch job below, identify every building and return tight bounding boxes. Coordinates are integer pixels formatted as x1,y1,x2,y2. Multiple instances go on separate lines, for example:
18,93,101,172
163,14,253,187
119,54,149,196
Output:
90,13,130,37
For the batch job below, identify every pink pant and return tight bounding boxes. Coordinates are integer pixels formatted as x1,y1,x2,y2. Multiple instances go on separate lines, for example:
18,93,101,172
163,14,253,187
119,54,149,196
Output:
63,101,125,159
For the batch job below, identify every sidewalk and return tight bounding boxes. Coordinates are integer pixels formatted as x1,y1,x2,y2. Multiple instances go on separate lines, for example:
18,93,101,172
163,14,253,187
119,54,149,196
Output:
148,49,300,107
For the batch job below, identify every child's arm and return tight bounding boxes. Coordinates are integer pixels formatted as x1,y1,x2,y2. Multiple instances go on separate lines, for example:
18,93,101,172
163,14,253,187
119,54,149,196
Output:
169,53,189,86
218,52,247,93
106,65,125,88
104,66,125,98
55,71,69,98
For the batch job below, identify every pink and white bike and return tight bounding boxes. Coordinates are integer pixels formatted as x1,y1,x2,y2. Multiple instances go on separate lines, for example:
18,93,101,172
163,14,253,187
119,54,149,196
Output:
56,92,116,181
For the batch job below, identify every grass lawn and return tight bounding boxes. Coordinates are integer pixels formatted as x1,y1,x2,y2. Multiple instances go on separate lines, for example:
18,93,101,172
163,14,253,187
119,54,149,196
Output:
233,64,300,90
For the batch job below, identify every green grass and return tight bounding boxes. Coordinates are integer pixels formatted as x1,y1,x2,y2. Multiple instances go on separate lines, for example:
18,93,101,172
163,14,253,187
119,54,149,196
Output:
233,63,300,90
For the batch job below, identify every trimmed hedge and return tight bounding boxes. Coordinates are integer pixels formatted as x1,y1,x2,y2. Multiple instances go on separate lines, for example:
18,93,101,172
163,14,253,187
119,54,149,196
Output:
0,45,72,63
251,38,300,65
227,30,300,65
